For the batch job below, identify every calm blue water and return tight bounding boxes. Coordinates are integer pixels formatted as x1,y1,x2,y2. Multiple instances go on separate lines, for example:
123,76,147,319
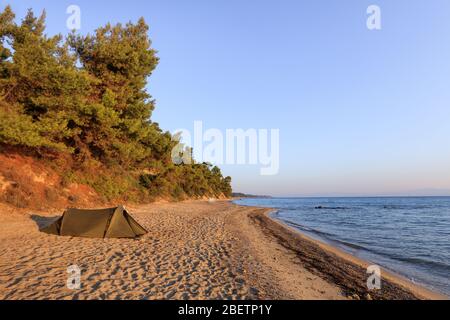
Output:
234,197,450,296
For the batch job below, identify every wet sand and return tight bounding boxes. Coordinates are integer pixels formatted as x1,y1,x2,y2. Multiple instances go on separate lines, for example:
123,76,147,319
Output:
0,200,445,299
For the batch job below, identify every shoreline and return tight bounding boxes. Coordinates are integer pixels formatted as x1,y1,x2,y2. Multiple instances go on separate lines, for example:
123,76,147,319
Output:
243,202,447,300
0,200,447,299
268,212,447,298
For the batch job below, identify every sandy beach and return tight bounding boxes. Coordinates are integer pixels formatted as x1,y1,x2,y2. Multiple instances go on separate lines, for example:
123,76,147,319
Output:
0,200,445,300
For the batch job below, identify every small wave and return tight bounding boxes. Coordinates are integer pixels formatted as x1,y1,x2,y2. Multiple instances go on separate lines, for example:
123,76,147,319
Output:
283,220,333,236
330,238,368,251
270,209,280,215
281,219,368,251
381,205,434,210
392,256,450,272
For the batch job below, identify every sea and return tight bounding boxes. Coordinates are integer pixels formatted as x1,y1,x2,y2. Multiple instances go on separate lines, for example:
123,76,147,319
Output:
234,197,450,296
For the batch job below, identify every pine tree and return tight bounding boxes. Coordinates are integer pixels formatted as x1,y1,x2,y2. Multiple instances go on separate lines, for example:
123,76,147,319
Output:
68,19,160,166
0,7,232,201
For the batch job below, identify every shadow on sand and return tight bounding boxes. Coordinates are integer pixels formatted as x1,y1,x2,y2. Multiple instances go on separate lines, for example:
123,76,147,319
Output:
30,214,60,230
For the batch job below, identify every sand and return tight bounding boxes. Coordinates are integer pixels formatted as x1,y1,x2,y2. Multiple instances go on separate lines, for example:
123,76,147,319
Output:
0,200,445,300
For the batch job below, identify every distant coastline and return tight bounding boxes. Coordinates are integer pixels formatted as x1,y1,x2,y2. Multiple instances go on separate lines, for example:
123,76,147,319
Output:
231,192,272,199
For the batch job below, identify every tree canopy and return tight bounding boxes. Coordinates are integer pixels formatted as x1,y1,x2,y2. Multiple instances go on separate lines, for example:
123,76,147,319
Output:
0,6,232,201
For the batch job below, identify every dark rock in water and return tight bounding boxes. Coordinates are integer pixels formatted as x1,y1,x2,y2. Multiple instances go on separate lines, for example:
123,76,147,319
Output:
315,206,347,210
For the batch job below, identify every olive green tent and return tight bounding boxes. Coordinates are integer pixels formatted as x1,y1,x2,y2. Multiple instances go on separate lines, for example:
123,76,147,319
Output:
41,206,147,238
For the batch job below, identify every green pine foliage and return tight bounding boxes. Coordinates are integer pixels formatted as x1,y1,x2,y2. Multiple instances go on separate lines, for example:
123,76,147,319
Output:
0,6,232,201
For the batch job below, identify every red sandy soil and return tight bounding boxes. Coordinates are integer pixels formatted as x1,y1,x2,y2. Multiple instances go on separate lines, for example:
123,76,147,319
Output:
0,151,102,210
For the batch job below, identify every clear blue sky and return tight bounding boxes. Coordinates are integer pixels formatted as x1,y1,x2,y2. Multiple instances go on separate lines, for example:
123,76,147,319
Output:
4,0,450,196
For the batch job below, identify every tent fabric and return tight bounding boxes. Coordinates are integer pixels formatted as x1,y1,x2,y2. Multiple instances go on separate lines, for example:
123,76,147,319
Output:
41,206,147,238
